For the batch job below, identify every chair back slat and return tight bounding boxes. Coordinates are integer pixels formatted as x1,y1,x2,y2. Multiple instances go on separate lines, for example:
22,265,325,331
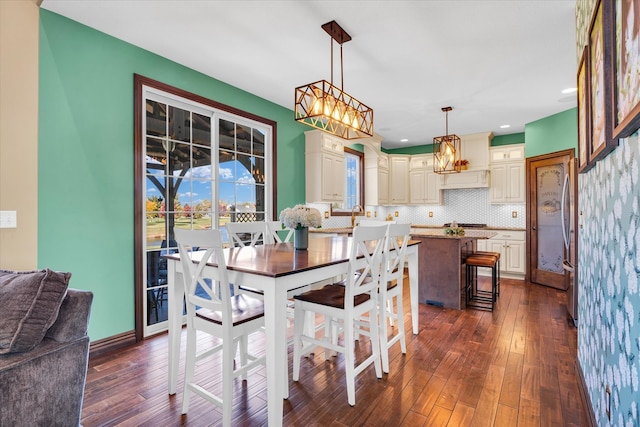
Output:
225,222,268,247
384,223,411,284
174,228,232,323
345,225,387,303
266,221,294,243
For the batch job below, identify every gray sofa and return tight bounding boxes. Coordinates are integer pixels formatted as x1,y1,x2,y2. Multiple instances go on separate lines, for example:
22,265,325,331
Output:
0,288,93,427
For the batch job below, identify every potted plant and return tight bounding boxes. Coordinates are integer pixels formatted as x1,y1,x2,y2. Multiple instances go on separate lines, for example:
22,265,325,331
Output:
454,159,469,170
279,204,322,250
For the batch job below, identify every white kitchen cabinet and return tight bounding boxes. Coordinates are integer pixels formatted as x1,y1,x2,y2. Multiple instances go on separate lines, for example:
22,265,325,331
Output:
364,138,389,205
489,144,525,203
388,155,410,205
481,229,526,279
409,155,442,205
305,130,345,203
489,144,524,163
490,162,525,203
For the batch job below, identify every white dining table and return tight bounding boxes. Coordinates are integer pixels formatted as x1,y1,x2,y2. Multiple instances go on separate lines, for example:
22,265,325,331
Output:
165,235,420,426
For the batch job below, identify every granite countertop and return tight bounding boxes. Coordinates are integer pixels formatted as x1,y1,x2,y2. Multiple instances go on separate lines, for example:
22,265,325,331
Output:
410,229,498,239
411,224,526,232
310,227,353,234
311,225,523,236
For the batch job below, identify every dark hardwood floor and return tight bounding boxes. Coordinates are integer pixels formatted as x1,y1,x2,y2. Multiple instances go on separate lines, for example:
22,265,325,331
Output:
82,277,587,426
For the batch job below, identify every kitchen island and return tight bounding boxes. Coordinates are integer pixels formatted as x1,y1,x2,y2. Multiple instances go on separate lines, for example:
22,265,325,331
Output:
410,229,497,309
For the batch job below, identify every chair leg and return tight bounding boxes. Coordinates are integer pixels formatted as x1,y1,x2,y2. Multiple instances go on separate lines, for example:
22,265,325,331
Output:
344,314,356,406
379,296,390,374
238,335,248,381
222,330,235,427
396,294,407,354
369,305,382,380
292,304,305,382
181,324,197,414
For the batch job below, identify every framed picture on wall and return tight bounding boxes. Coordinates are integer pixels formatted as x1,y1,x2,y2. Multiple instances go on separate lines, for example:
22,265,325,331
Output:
588,0,617,164
612,0,640,139
577,46,593,173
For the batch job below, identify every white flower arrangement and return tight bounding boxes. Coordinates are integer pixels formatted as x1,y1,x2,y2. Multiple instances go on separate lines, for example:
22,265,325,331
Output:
279,204,322,230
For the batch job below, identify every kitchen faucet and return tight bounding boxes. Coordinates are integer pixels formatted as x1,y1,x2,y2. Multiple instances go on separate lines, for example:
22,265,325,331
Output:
351,204,363,227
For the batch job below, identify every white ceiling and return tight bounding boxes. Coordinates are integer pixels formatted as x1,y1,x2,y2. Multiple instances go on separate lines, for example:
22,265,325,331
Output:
40,0,578,149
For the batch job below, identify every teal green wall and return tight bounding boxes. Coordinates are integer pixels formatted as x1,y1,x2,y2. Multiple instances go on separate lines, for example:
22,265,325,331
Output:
38,10,307,341
384,145,434,155
491,133,524,146
524,108,577,158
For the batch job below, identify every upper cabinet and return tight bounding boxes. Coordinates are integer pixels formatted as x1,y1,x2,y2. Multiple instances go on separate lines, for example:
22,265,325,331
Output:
305,130,345,203
440,132,493,189
489,144,525,204
489,144,525,163
460,132,492,170
388,155,410,205
409,155,443,205
364,135,389,205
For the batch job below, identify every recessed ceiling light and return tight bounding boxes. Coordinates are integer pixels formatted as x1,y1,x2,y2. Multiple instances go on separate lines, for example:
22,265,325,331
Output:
500,125,511,129
561,87,577,94
400,138,408,142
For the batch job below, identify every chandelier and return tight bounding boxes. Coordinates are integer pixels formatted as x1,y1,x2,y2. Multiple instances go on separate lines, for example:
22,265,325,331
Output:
294,20,373,139
433,106,461,174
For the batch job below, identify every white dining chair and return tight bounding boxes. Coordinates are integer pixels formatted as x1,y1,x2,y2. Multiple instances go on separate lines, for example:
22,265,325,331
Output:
266,220,294,243
378,223,411,373
292,225,386,406
174,228,265,427
225,221,269,247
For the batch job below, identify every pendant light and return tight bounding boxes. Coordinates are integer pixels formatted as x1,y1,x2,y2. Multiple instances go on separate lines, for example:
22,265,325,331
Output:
433,106,461,174
294,20,373,140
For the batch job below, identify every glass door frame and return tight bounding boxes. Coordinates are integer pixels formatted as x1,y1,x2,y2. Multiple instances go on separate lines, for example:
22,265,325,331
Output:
134,74,277,340
525,148,574,289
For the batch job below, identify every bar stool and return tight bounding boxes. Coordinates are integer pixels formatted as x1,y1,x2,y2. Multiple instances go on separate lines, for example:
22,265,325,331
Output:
473,251,500,297
465,251,500,311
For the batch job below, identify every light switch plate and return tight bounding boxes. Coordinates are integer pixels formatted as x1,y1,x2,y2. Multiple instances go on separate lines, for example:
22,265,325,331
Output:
0,210,17,228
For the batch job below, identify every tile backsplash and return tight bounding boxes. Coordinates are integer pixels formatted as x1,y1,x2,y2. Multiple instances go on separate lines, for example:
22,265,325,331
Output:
310,188,526,229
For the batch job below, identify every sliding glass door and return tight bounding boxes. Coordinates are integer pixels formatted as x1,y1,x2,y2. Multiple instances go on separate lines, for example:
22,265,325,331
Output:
136,76,275,338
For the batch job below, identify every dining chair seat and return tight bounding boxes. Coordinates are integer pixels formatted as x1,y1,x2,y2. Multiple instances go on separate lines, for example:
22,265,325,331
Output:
195,294,264,326
294,283,371,308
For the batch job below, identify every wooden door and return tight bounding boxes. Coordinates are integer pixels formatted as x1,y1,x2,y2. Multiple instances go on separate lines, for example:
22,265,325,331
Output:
526,149,573,289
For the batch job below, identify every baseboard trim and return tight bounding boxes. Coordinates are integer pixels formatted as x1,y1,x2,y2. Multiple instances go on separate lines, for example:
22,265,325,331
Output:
89,330,137,359
576,358,598,427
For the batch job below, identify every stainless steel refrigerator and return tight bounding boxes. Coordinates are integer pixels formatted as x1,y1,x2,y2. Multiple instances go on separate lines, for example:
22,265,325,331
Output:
561,157,578,326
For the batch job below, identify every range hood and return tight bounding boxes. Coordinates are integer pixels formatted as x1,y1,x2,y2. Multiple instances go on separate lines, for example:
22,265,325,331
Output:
439,169,490,189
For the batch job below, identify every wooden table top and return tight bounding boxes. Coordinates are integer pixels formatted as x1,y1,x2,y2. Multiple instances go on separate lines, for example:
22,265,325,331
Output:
165,235,420,278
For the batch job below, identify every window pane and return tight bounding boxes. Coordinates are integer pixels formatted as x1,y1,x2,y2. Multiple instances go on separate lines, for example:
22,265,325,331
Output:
236,124,252,154
219,119,235,151
254,156,265,184
146,216,166,249
145,176,165,209
168,106,191,142
146,100,167,137
253,129,265,156
191,145,212,179
345,154,359,209
168,142,191,174
219,158,236,182
192,112,211,146
146,137,167,175
236,154,255,185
